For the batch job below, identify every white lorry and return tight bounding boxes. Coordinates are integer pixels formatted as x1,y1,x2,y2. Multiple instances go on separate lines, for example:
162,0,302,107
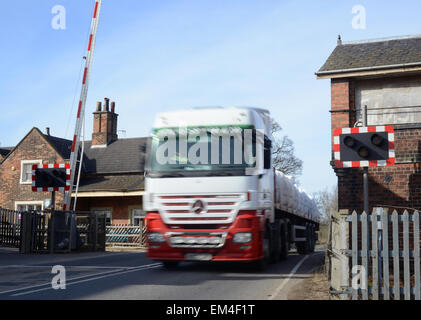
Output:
143,107,320,269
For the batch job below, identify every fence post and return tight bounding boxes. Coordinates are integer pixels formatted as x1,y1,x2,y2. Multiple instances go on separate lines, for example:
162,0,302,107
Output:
381,208,390,300
361,211,369,300
392,210,400,299
20,212,33,254
414,211,420,300
372,209,379,300
93,213,98,251
330,209,349,300
49,213,55,254
351,211,358,300
403,210,410,300
325,217,333,279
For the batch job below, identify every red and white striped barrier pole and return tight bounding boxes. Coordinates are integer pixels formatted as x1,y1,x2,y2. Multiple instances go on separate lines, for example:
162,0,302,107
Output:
63,0,102,211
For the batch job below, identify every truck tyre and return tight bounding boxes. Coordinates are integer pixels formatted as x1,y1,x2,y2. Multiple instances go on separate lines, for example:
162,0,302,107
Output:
296,224,310,255
251,226,270,271
162,261,180,269
270,221,281,264
308,225,315,253
296,241,307,255
280,222,289,260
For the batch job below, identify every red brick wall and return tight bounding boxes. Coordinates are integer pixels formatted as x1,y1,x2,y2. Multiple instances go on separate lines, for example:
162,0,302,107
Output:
75,196,143,224
0,128,66,210
331,79,356,152
337,163,421,211
331,77,421,212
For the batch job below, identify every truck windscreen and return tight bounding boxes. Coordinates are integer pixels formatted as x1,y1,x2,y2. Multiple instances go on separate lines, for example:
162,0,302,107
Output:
148,126,257,177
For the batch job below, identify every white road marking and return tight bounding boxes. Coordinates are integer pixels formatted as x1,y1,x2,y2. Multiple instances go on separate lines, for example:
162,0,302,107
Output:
268,253,315,300
0,251,141,269
12,264,162,297
0,265,138,269
0,262,161,296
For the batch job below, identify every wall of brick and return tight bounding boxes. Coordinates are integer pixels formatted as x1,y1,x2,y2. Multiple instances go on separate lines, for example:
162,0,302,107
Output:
75,196,143,224
92,111,118,146
331,76,421,212
331,79,356,152
337,163,421,211
0,128,65,210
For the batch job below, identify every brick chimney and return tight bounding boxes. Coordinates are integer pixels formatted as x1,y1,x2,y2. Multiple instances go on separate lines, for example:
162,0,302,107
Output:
92,98,118,146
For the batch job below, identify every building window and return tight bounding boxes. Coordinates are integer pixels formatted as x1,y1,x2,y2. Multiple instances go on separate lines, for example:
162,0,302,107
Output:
91,208,112,225
20,160,42,184
131,208,146,226
15,201,43,212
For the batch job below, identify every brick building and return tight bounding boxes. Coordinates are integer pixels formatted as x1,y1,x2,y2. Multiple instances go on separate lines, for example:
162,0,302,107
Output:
0,99,148,225
317,35,421,212
0,128,70,211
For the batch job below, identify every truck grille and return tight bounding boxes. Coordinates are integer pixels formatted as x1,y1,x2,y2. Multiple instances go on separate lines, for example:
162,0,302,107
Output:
157,194,245,224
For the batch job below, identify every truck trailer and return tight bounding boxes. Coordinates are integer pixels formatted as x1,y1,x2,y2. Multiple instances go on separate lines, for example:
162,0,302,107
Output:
143,107,320,269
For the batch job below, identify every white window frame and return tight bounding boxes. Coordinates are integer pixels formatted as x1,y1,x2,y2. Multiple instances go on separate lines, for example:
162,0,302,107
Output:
20,159,42,184
91,207,113,225
129,206,146,226
15,200,44,211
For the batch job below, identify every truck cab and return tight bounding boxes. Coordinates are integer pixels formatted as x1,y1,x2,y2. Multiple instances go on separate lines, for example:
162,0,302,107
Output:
143,107,318,269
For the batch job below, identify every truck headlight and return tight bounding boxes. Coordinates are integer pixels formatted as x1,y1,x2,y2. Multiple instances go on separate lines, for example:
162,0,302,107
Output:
148,232,165,243
233,232,252,244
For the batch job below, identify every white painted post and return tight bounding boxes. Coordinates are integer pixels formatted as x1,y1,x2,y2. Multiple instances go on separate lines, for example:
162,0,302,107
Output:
361,211,369,300
372,210,379,300
392,211,400,300
414,211,420,300
352,211,358,300
340,211,350,300
382,209,390,300
330,209,349,300
403,211,410,300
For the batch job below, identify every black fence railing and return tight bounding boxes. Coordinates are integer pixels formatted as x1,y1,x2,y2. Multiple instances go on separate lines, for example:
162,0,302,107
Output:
0,208,21,248
0,207,106,254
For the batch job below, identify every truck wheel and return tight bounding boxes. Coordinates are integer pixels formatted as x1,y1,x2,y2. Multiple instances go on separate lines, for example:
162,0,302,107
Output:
251,227,270,271
308,225,315,253
162,261,180,269
280,223,289,260
296,224,309,255
270,221,281,264
296,241,307,254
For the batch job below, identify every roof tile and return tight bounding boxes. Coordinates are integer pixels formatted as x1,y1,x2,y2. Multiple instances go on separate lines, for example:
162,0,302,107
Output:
317,36,421,75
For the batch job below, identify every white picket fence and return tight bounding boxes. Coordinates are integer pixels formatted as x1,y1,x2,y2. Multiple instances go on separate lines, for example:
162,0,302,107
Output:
105,224,146,247
339,208,420,300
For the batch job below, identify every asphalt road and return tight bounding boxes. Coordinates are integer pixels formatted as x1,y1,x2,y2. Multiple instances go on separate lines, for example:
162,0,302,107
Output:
0,247,325,300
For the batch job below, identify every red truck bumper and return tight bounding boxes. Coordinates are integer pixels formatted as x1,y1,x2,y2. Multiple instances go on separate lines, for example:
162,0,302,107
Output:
145,211,264,262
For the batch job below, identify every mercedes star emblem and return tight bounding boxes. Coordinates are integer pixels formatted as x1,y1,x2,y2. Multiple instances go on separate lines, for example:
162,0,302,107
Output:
192,200,205,214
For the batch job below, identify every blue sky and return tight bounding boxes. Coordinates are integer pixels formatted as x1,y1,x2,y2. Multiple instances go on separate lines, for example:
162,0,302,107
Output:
1,0,421,194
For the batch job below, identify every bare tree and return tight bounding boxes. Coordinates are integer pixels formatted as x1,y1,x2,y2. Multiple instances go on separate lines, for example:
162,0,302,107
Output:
312,185,338,223
271,119,303,178
312,186,338,278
